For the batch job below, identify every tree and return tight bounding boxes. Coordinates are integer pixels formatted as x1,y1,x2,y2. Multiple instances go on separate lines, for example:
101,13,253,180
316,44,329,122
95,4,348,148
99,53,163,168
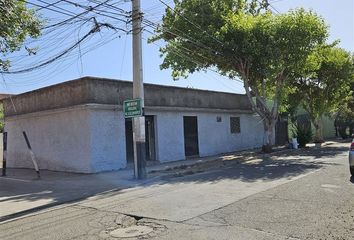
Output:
0,0,42,71
289,46,354,142
336,108,354,139
151,0,328,151
334,79,354,138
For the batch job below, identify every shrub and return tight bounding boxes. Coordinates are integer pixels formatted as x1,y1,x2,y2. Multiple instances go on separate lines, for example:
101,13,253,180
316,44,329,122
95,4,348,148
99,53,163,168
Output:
292,124,313,148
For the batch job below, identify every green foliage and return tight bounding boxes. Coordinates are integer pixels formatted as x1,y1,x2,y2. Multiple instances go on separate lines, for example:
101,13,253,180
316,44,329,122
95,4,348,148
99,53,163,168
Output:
0,0,42,71
292,123,313,148
288,45,354,141
151,0,329,146
152,3,327,85
336,95,354,139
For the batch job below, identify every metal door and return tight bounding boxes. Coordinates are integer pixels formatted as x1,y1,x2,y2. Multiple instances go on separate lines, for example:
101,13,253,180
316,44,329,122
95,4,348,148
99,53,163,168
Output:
183,116,199,157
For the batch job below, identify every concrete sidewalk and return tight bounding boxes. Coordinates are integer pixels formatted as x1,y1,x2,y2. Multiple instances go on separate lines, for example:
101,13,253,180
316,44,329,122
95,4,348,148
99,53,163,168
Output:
0,168,132,221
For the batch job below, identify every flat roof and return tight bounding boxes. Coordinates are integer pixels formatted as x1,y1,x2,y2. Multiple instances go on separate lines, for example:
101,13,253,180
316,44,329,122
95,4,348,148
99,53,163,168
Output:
3,76,252,116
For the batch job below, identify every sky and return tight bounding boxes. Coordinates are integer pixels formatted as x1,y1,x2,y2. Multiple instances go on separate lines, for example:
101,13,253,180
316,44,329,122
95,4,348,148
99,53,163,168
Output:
1,0,353,94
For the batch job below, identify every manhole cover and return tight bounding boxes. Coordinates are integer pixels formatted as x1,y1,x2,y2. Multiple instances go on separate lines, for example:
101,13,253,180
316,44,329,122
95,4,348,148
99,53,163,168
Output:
110,225,154,238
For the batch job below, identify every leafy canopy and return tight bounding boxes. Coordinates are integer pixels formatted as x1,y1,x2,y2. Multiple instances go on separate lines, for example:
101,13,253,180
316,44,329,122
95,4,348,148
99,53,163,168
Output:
289,46,354,121
0,0,42,71
152,1,327,83
287,45,354,141
151,0,329,144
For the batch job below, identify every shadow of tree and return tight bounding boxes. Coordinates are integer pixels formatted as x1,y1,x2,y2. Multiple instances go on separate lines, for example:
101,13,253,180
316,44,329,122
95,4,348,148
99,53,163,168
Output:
271,146,349,159
158,156,336,184
0,142,348,222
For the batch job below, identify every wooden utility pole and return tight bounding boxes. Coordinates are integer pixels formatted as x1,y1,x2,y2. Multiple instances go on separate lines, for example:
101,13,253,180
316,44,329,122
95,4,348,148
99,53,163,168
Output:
132,0,146,179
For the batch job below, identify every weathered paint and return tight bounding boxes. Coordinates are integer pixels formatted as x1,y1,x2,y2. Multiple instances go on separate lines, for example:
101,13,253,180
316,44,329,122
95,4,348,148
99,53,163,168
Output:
3,77,252,117
146,110,266,163
5,107,92,173
3,77,269,173
89,109,127,172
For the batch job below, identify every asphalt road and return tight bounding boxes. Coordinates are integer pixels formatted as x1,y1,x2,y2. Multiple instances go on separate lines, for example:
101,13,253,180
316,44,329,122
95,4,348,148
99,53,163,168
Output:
1,142,353,240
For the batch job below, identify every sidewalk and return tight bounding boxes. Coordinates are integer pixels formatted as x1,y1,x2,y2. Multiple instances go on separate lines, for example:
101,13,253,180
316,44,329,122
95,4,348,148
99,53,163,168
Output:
0,166,145,222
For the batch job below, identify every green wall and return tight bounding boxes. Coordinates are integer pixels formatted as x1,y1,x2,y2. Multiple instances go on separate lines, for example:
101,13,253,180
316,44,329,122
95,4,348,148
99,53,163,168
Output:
288,113,336,140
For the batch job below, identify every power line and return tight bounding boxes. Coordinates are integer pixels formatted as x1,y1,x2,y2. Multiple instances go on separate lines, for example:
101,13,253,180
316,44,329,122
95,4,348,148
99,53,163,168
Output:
156,0,226,47
61,0,129,23
2,0,130,74
258,0,281,14
36,0,64,11
37,0,81,16
40,0,115,30
142,33,242,93
143,19,217,55
143,18,244,83
1,22,121,74
2,32,123,87
143,28,243,84
26,0,78,17
87,0,129,14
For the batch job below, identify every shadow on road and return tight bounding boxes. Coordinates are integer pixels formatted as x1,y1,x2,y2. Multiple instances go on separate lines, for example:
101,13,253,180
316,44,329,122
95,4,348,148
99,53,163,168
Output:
271,146,349,159
0,142,347,221
161,157,329,184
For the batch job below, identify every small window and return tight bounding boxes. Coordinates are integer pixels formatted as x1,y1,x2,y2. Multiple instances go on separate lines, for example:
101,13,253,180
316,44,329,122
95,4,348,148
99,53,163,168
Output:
230,117,241,134
216,116,222,122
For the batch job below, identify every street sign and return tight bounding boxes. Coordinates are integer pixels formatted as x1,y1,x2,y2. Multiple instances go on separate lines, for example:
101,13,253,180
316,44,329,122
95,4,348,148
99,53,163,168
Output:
124,99,143,118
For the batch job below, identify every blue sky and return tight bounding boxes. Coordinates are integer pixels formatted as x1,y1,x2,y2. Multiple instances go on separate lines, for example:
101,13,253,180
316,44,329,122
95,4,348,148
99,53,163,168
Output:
1,0,353,94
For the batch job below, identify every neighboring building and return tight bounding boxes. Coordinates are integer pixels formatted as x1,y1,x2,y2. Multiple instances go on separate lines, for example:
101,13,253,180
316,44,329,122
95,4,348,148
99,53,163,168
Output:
288,109,336,140
2,77,266,173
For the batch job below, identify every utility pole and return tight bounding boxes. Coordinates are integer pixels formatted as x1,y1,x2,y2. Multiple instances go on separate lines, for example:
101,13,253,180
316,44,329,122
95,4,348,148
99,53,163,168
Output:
132,0,146,179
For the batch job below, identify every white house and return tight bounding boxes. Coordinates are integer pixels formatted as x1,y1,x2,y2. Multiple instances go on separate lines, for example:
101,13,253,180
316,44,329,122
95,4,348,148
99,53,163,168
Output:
3,77,266,173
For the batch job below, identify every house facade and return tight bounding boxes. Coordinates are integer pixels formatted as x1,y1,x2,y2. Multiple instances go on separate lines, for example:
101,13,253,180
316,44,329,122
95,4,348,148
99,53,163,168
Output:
3,77,267,173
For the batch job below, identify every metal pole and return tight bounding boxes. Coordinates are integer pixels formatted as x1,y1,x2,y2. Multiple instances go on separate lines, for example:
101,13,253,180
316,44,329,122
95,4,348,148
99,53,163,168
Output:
23,131,40,179
2,132,7,176
132,0,146,179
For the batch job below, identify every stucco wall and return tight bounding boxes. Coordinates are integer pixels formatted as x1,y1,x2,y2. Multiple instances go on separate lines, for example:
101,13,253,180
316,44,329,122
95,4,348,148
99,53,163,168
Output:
89,109,127,172
151,111,185,162
5,108,92,173
146,109,265,163
2,77,269,173
198,113,264,157
4,105,266,172
4,106,128,173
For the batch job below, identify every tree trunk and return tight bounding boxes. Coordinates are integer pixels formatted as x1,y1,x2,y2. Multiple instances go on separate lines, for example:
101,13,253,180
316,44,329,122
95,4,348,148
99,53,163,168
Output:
313,118,323,143
263,119,274,153
240,70,283,153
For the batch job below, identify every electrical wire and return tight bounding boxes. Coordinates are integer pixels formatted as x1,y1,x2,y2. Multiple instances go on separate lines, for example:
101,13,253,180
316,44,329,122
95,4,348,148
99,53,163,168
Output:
1,0,130,77
142,33,242,93
0,22,123,74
